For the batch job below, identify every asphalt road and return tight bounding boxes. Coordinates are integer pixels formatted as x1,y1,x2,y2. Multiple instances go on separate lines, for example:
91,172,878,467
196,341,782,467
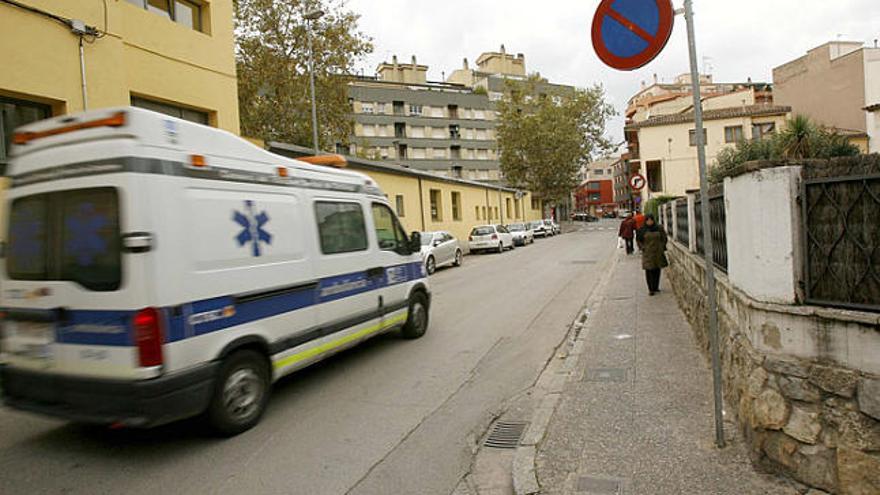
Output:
0,222,618,495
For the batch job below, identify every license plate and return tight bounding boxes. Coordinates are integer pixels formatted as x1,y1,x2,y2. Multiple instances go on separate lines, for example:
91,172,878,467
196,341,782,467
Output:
6,321,54,361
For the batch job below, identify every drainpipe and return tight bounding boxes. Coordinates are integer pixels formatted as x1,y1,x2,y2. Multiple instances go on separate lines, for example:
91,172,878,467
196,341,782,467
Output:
78,35,89,110
417,177,426,231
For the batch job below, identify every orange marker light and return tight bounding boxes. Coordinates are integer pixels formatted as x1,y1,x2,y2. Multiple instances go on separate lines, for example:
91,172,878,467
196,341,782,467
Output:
298,154,348,168
13,111,126,145
277,167,289,177
190,155,207,167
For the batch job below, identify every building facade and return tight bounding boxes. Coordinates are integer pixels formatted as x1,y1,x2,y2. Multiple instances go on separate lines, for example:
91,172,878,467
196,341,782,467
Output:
575,157,617,215
773,41,880,153
347,47,573,182
625,73,789,203
0,0,240,172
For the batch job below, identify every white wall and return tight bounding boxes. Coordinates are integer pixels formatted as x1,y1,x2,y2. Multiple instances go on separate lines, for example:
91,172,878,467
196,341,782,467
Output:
725,166,801,304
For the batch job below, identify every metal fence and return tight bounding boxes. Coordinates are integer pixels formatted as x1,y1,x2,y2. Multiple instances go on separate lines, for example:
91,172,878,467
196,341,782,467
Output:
676,201,689,246
694,193,728,272
664,203,674,234
802,174,880,311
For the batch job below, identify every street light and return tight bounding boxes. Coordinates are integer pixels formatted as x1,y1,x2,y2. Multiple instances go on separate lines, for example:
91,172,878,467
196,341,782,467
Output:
304,9,325,154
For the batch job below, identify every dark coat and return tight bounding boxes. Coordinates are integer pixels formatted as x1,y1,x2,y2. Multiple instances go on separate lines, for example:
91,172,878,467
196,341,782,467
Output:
618,218,636,239
638,226,668,270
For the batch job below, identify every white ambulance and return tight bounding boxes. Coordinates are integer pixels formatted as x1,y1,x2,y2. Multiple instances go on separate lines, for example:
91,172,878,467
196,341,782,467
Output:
0,107,430,435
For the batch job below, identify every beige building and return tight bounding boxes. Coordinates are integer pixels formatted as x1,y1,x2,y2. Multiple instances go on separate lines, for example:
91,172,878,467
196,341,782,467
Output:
346,46,572,182
773,41,880,153
625,74,789,203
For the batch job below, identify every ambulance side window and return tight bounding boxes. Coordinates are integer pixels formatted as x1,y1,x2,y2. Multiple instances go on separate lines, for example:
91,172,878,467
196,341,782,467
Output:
371,203,408,254
315,201,368,255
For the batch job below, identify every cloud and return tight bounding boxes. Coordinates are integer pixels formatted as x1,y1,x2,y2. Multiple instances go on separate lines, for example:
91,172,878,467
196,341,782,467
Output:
347,0,880,142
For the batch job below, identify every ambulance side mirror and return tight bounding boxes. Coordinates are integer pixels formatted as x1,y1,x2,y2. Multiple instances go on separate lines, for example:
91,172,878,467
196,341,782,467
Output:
408,232,421,255
122,232,155,253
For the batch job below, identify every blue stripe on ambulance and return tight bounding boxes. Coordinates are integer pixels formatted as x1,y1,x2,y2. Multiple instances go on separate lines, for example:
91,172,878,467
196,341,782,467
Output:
39,261,424,349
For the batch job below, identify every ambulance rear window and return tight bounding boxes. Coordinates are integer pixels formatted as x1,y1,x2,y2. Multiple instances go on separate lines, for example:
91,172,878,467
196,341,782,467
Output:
7,188,121,291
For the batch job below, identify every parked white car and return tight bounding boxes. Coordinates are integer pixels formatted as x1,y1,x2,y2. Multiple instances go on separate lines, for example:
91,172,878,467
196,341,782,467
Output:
506,223,535,246
543,219,560,236
529,220,549,238
420,231,463,274
469,225,514,254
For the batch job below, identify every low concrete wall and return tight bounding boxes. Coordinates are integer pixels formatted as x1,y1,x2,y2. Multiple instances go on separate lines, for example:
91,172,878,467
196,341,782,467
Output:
667,242,880,494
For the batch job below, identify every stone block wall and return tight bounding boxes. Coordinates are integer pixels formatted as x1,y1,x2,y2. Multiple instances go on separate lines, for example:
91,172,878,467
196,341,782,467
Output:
667,242,880,494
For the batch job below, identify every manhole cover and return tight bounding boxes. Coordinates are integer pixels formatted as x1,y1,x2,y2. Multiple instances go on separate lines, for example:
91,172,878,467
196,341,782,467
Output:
584,368,628,383
483,421,528,449
576,476,621,494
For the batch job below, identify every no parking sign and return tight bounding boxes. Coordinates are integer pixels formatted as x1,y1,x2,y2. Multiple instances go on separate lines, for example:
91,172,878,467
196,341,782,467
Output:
591,0,675,71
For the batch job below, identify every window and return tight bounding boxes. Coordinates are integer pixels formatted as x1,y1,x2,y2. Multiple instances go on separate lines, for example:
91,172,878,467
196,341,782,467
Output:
131,96,209,125
376,103,385,114
361,103,374,114
315,202,368,254
593,169,604,176
494,207,499,220
689,128,708,146
430,189,442,221
646,160,663,193
394,195,405,217
1,96,51,174
127,0,202,31
452,192,462,221
474,110,485,120
590,193,601,202
752,122,777,140
475,206,481,220
394,122,406,138
588,182,601,191
450,145,461,160
409,105,423,116
8,188,121,291
477,149,488,160
531,197,540,210
362,124,375,137
505,198,512,219
449,125,461,140
371,203,408,253
482,206,488,220
724,125,744,143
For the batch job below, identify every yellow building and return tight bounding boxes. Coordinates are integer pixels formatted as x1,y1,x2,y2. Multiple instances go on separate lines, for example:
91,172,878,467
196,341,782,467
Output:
269,143,544,245
0,0,240,171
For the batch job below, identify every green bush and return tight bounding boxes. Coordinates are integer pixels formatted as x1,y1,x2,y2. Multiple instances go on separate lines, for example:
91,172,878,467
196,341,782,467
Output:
644,195,677,218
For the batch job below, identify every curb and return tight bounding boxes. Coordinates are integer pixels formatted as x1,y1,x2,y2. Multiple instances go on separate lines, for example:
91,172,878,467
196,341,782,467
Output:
511,250,621,495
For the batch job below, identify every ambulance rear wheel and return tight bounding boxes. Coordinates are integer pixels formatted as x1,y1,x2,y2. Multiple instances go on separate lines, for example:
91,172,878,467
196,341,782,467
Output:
401,292,429,339
207,350,271,436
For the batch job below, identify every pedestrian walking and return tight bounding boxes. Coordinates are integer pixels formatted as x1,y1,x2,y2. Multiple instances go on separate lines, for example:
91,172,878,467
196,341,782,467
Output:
636,214,668,296
618,214,636,255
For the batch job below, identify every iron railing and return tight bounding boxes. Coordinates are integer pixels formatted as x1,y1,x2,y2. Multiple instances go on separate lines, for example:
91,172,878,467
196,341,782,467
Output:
664,203,674,234
694,192,728,271
802,173,880,311
676,201,689,246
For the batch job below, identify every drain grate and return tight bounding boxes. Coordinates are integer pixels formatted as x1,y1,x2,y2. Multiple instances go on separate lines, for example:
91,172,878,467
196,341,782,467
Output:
576,476,621,494
584,368,628,383
483,421,528,449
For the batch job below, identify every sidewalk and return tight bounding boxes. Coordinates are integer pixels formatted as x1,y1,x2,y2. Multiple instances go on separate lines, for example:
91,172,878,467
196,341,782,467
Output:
533,252,800,495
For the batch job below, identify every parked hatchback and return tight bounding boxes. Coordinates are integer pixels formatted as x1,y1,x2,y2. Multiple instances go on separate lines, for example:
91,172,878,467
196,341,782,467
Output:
506,223,535,246
469,225,514,254
420,231,463,274
530,220,549,238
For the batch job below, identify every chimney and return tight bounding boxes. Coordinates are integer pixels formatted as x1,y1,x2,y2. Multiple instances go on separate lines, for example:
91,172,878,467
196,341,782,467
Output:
411,55,417,67
392,55,398,67
747,76,752,84
875,39,879,48
463,57,469,70
517,53,524,60
501,44,506,55
653,73,658,84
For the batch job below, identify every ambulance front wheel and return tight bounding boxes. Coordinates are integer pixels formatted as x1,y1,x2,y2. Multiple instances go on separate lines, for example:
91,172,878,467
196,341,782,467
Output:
401,292,429,339
206,349,271,436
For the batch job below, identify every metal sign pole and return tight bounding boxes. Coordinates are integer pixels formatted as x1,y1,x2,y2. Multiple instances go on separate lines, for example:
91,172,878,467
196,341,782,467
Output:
682,0,725,448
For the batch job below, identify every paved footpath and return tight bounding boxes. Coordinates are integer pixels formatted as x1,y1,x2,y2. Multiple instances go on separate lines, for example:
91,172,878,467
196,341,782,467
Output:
534,252,801,495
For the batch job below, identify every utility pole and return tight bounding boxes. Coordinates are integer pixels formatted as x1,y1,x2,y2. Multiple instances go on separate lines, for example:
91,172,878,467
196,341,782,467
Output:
682,0,725,448
304,9,325,155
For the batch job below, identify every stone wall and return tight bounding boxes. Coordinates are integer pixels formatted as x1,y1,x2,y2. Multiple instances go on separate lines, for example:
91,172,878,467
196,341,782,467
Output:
667,242,880,494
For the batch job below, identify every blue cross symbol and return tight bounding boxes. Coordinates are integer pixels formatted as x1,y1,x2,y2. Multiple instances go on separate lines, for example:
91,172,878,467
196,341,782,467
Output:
65,203,108,267
233,200,272,257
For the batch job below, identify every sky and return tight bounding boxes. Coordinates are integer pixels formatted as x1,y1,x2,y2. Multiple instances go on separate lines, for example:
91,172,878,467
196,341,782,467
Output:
345,0,880,145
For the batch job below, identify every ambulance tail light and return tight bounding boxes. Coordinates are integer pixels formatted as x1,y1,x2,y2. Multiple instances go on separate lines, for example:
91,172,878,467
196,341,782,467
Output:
13,111,127,145
133,307,164,368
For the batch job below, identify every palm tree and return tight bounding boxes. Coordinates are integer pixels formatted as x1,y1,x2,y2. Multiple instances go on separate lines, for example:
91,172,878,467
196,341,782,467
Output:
779,115,816,159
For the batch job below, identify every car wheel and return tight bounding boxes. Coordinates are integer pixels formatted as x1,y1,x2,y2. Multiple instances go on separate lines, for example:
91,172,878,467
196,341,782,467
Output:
426,256,436,275
206,350,271,436
496,243,504,254
453,250,463,267
401,291,429,339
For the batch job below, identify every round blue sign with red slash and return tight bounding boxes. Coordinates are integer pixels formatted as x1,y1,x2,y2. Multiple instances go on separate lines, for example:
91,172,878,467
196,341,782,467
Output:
592,0,675,71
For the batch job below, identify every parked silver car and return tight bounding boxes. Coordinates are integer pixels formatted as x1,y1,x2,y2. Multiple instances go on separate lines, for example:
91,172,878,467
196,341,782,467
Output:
529,220,549,238
419,231,463,275
506,223,535,246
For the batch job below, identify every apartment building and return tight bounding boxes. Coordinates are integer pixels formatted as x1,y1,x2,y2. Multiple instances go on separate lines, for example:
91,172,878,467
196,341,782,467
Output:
347,47,573,182
624,73,789,203
0,0,240,173
773,41,880,153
